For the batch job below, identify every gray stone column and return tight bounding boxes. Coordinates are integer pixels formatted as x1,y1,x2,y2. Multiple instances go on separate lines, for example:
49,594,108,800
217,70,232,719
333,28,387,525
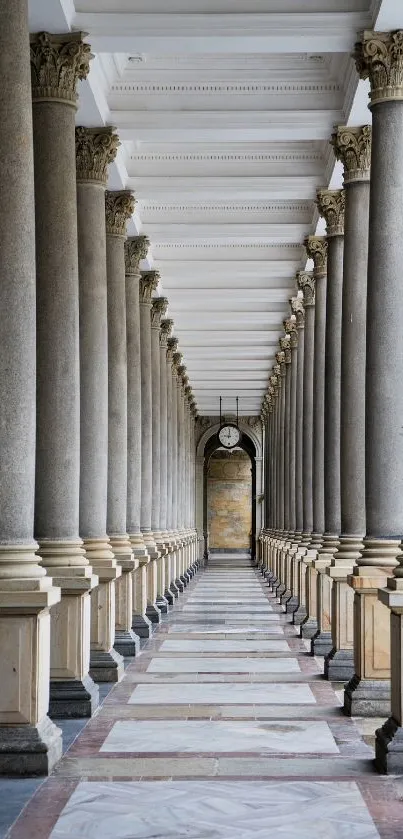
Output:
125,237,153,639
177,363,189,584
75,126,123,683
297,271,317,638
31,33,98,718
315,189,345,665
291,295,307,624
355,33,403,736
159,319,175,602
151,297,169,613
167,338,181,593
139,271,161,623
0,5,62,774
105,191,140,659
324,125,371,684
283,318,299,611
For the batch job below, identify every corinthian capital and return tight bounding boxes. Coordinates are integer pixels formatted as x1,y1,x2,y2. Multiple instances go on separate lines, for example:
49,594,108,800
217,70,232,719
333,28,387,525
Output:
283,317,298,349
316,189,345,237
291,296,305,328
297,271,315,307
76,126,120,184
354,30,403,106
30,32,92,105
105,191,135,237
279,335,291,364
160,318,173,348
331,125,371,183
304,236,327,277
173,351,183,373
269,374,278,393
140,271,160,304
151,297,168,328
167,336,178,364
124,236,149,276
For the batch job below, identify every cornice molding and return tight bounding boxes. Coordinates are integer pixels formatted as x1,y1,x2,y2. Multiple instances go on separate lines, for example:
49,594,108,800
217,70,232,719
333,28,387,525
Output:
113,82,340,95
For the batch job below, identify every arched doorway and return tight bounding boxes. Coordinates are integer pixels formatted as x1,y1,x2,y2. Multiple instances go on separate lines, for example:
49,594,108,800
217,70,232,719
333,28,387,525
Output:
202,430,257,562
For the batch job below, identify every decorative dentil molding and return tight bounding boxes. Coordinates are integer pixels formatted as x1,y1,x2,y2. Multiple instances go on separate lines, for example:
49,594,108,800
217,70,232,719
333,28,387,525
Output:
304,235,327,277
297,271,315,307
160,318,173,348
124,235,149,275
30,31,92,105
140,270,160,304
76,126,120,184
331,125,371,183
291,296,305,328
113,82,339,95
354,30,403,105
151,297,168,328
316,189,345,237
105,190,136,237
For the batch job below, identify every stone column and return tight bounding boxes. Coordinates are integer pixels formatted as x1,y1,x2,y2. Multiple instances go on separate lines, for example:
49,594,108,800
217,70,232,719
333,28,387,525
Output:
160,318,175,603
177,364,189,585
31,33,99,718
0,5,62,774
125,236,153,639
291,295,307,624
166,334,180,597
311,196,345,657
76,126,123,683
352,32,403,728
324,125,371,683
278,337,292,602
105,191,140,659
139,271,161,623
283,318,299,612
297,271,317,638
168,338,182,592
151,297,169,613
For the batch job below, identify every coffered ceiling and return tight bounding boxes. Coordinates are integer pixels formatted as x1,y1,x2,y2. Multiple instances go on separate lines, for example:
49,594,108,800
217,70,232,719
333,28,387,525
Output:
28,0,400,415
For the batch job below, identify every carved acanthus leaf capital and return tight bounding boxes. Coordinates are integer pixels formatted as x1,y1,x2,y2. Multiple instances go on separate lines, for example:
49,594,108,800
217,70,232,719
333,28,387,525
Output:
124,236,149,276
140,271,160,304
279,335,291,364
297,271,315,307
273,363,281,380
283,318,298,350
331,125,372,183
172,350,183,373
76,126,120,184
105,191,135,237
269,374,278,393
316,189,345,237
30,32,92,105
290,296,305,328
151,297,168,328
275,350,286,375
167,336,178,364
354,30,403,106
160,318,173,348
304,236,327,277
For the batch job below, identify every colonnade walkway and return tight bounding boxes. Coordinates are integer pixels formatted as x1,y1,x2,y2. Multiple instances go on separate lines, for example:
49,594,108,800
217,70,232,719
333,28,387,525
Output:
4,556,403,838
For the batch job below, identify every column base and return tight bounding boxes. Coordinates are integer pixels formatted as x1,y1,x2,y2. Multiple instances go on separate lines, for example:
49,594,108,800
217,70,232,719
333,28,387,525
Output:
180,574,189,587
164,588,175,606
175,578,185,593
375,717,403,774
310,630,333,657
89,649,124,683
343,674,391,717
275,582,286,597
285,596,299,614
324,648,355,682
156,595,169,614
280,589,292,606
292,605,307,625
49,674,99,718
132,612,152,638
114,629,141,657
300,618,318,639
0,716,62,776
169,581,180,598
146,602,162,624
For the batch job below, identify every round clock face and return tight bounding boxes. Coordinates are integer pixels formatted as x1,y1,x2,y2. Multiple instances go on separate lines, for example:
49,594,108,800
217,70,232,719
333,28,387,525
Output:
218,424,241,449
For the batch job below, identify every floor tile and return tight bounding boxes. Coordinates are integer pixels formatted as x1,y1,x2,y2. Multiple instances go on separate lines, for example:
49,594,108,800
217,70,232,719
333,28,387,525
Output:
128,682,316,705
147,656,300,673
159,639,290,652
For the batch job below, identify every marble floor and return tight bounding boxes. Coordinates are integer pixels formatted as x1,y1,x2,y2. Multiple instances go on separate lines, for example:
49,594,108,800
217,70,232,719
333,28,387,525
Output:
3,555,403,838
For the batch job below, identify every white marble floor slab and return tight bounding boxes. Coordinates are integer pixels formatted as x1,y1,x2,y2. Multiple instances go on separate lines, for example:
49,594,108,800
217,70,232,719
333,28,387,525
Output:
50,780,380,838
159,639,290,653
100,719,338,755
129,682,316,705
182,605,275,613
168,623,285,635
147,656,300,673
187,599,268,605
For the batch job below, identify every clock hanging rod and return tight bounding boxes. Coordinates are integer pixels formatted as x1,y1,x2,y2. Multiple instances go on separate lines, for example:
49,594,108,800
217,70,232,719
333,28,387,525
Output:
219,396,239,429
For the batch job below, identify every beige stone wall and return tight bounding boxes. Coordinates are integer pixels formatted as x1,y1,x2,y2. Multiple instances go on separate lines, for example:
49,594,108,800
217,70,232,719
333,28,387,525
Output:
207,450,252,550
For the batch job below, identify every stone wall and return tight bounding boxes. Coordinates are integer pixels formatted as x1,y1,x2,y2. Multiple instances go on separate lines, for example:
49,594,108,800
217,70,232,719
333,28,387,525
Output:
207,449,252,550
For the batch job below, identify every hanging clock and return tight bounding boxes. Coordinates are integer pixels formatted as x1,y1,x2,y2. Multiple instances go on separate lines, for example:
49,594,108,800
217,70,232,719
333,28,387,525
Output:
218,423,241,449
